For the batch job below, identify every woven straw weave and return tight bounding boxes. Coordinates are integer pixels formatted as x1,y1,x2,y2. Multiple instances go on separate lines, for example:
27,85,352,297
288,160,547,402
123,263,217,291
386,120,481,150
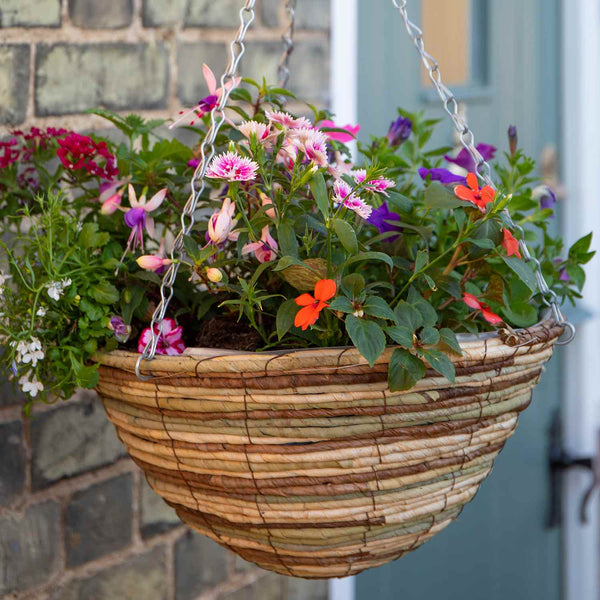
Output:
96,319,562,578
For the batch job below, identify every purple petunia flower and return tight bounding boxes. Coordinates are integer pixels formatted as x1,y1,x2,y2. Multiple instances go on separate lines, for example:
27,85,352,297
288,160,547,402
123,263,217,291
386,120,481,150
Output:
539,187,557,211
387,116,412,147
444,143,497,173
367,202,403,241
418,167,466,185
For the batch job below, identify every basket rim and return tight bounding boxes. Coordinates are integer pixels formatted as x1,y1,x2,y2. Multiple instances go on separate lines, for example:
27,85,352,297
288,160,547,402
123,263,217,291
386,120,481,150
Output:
94,316,562,376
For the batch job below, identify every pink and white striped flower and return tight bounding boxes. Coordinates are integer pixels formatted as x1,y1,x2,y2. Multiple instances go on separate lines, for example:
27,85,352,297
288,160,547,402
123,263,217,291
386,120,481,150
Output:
333,180,372,219
289,128,329,167
242,226,278,263
353,169,395,196
170,64,239,129
205,151,258,182
238,120,270,142
137,318,185,356
265,110,312,130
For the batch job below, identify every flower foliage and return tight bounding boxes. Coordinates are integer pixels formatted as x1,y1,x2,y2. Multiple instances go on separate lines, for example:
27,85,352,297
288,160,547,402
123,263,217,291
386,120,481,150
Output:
0,77,593,409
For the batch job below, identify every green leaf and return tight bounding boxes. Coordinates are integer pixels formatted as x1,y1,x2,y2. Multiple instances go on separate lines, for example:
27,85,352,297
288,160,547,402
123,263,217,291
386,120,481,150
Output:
423,274,437,290
388,348,426,391
501,302,538,328
183,235,200,260
420,326,440,345
439,328,462,355
423,349,455,383
80,297,104,322
344,251,394,269
466,237,496,249
394,301,422,332
277,222,299,257
73,362,99,389
566,264,586,291
276,299,299,339
413,298,438,327
341,274,365,298
310,172,329,218
332,218,358,254
229,87,253,103
79,223,101,249
414,249,428,273
424,182,464,209
274,255,305,272
328,297,354,313
568,232,592,259
472,219,502,247
386,190,413,213
500,255,537,292
345,315,386,367
91,282,120,305
363,296,397,321
385,325,414,348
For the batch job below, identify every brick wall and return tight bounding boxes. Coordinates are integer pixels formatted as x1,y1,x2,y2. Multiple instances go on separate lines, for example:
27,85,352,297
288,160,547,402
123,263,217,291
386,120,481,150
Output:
0,1,330,598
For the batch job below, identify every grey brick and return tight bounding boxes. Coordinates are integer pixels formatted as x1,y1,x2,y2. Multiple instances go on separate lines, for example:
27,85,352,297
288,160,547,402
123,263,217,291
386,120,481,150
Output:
177,42,228,106
69,0,134,29
0,421,25,506
0,376,26,406
185,0,245,27
35,43,169,116
223,574,286,600
175,531,228,600
0,45,30,125
143,0,186,27
65,474,133,567
31,394,125,490
140,477,179,538
261,0,331,29
287,579,328,600
242,40,330,102
0,0,61,27
0,501,61,595
51,546,168,600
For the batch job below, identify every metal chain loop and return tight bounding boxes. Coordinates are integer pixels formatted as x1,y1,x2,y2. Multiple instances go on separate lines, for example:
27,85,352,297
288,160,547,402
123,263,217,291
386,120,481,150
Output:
136,1,257,378
392,0,574,344
278,0,297,88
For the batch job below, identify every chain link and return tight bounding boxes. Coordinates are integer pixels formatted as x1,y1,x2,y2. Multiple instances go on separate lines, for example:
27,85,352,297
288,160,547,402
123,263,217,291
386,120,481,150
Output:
278,0,296,88
392,0,574,344
136,1,257,378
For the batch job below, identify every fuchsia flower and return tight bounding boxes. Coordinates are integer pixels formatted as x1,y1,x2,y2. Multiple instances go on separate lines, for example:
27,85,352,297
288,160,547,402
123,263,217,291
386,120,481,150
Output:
56,132,117,179
205,151,258,182
170,64,239,128
318,119,360,143
353,169,395,195
333,180,373,219
123,184,167,253
99,179,127,215
207,198,238,244
137,318,186,356
242,226,278,263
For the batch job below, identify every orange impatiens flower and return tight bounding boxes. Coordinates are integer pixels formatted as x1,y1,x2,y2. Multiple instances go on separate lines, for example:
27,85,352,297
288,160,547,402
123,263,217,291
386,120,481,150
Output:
462,293,503,325
454,172,496,212
294,279,337,331
502,228,521,258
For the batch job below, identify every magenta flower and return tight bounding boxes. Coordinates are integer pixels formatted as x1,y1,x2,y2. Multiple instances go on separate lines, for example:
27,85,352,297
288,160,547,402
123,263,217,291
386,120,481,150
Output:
242,226,278,263
444,143,496,173
170,64,239,129
205,151,258,182
318,119,360,143
137,318,186,356
123,184,167,253
333,180,372,219
353,169,395,195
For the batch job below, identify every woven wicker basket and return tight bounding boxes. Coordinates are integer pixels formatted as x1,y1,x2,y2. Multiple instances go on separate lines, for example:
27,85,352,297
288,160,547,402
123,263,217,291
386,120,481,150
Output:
96,319,562,579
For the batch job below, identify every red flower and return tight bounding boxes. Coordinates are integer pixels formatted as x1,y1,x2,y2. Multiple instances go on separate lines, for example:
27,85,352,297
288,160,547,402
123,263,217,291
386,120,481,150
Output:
462,293,503,325
502,228,521,258
294,279,337,331
454,172,495,212
0,138,20,169
56,132,117,180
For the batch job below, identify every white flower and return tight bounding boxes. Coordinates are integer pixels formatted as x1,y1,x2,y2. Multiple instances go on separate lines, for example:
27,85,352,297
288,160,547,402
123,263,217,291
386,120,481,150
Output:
14,337,45,367
46,277,72,301
19,374,44,398
0,271,10,286
36,306,47,317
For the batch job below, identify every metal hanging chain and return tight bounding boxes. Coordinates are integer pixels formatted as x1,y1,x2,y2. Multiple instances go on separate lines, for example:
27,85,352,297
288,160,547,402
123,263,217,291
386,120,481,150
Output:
136,1,257,378
392,0,574,344
278,0,297,88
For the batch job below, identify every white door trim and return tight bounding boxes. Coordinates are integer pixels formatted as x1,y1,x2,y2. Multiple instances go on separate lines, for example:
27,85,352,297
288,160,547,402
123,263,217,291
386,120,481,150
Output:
561,2,600,599
329,0,358,597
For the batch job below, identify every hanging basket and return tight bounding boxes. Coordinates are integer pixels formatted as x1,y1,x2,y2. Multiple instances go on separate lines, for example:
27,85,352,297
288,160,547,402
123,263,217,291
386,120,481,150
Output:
96,319,562,578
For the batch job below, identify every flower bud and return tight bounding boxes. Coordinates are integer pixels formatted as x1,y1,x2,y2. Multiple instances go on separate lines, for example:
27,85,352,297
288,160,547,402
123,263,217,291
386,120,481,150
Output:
259,192,276,219
207,198,236,244
387,116,412,147
101,193,122,215
205,267,223,283
136,255,172,272
508,125,518,156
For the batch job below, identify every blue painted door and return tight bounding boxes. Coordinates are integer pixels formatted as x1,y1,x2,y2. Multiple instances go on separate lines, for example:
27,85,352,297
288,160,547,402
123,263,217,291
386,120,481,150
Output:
355,1,563,598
